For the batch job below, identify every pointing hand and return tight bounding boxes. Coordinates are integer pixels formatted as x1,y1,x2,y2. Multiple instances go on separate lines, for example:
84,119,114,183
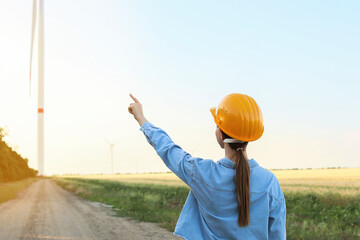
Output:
128,94,148,127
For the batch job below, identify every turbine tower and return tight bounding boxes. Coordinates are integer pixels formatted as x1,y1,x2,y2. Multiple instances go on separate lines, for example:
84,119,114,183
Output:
104,138,120,174
29,0,45,176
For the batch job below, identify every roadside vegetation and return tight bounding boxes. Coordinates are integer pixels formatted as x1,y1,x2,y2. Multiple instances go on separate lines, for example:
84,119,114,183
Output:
53,178,188,231
0,178,38,204
54,177,360,240
0,127,37,182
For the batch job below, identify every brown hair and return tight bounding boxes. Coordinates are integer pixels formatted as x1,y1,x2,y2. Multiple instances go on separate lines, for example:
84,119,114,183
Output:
222,131,250,227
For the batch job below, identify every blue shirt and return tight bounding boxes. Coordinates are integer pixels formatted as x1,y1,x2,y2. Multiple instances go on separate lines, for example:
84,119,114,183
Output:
140,122,286,240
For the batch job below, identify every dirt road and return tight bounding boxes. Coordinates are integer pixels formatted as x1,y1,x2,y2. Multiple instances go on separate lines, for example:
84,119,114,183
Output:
0,179,181,240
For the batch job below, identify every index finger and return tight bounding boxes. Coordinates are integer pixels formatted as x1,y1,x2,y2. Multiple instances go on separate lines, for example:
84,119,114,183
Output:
130,93,140,103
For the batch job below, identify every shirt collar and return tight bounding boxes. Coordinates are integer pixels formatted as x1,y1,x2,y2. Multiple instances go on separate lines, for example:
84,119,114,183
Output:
218,158,259,169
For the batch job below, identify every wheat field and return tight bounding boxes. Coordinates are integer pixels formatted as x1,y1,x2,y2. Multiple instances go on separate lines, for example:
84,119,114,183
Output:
61,168,360,195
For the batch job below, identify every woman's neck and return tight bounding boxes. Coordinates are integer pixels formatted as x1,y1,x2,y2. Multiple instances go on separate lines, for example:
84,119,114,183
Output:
224,144,249,163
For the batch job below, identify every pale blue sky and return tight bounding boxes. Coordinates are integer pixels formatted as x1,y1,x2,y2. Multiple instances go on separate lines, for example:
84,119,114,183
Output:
0,0,359,174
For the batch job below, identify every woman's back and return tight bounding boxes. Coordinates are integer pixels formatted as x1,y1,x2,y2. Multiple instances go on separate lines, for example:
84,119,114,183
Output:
174,157,286,240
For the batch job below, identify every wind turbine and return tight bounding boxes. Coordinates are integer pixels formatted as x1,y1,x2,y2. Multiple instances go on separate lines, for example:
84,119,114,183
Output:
104,138,120,174
29,0,45,176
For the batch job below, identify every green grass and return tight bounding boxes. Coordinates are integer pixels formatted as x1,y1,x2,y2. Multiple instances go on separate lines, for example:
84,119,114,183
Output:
286,192,360,240
53,177,188,230
53,177,360,239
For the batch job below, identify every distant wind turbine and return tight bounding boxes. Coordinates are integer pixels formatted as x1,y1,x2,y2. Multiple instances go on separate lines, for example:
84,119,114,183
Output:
29,0,45,176
104,138,120,174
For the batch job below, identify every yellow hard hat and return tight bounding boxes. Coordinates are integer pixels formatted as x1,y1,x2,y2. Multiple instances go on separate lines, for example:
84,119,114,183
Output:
210,93,264,142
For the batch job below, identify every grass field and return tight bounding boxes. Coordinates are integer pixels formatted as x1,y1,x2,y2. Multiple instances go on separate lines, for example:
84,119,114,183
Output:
0,178,38,204
55,168,360,239
62,168,360,195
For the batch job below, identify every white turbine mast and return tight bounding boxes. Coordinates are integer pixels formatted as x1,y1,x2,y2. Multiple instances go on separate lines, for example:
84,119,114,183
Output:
104,138,120,174
29,0,45,176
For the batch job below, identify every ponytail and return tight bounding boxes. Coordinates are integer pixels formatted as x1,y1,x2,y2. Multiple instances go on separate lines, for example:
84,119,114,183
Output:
234,143,250,227
221,130,250,227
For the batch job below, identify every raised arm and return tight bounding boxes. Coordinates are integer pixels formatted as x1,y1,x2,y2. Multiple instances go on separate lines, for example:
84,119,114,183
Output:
128,94,196,185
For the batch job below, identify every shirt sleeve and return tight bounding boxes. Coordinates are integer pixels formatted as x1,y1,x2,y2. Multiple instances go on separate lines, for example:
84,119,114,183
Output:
140,122,196,186
268,196,287,240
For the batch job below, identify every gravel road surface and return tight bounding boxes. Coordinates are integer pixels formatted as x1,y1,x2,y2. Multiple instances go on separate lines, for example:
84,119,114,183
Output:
0,179,181,240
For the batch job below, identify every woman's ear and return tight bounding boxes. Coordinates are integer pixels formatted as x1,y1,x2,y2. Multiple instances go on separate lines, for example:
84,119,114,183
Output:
216,127,225,140
216,127,225,149
220,130,225,140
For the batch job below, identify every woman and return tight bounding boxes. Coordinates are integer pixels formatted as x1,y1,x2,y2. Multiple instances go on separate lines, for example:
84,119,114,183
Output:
128,93,286,240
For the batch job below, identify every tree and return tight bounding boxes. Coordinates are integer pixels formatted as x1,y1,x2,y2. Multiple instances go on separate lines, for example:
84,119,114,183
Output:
0,127,37,182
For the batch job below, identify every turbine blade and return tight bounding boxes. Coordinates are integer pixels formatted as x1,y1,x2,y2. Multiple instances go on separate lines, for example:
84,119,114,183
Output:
29,0,37,97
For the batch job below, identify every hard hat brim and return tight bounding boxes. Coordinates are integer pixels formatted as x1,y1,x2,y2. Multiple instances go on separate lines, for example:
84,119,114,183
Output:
210,107,216,119
210,107,232,139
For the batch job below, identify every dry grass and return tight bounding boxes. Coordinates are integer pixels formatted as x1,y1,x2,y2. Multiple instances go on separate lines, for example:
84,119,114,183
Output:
0,178,39,204
61,168,360,195
61,173,187,186
272,168,360,196
272,168,360,182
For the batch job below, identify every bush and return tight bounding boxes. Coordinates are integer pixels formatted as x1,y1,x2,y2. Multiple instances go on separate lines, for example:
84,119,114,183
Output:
0,127,37,182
